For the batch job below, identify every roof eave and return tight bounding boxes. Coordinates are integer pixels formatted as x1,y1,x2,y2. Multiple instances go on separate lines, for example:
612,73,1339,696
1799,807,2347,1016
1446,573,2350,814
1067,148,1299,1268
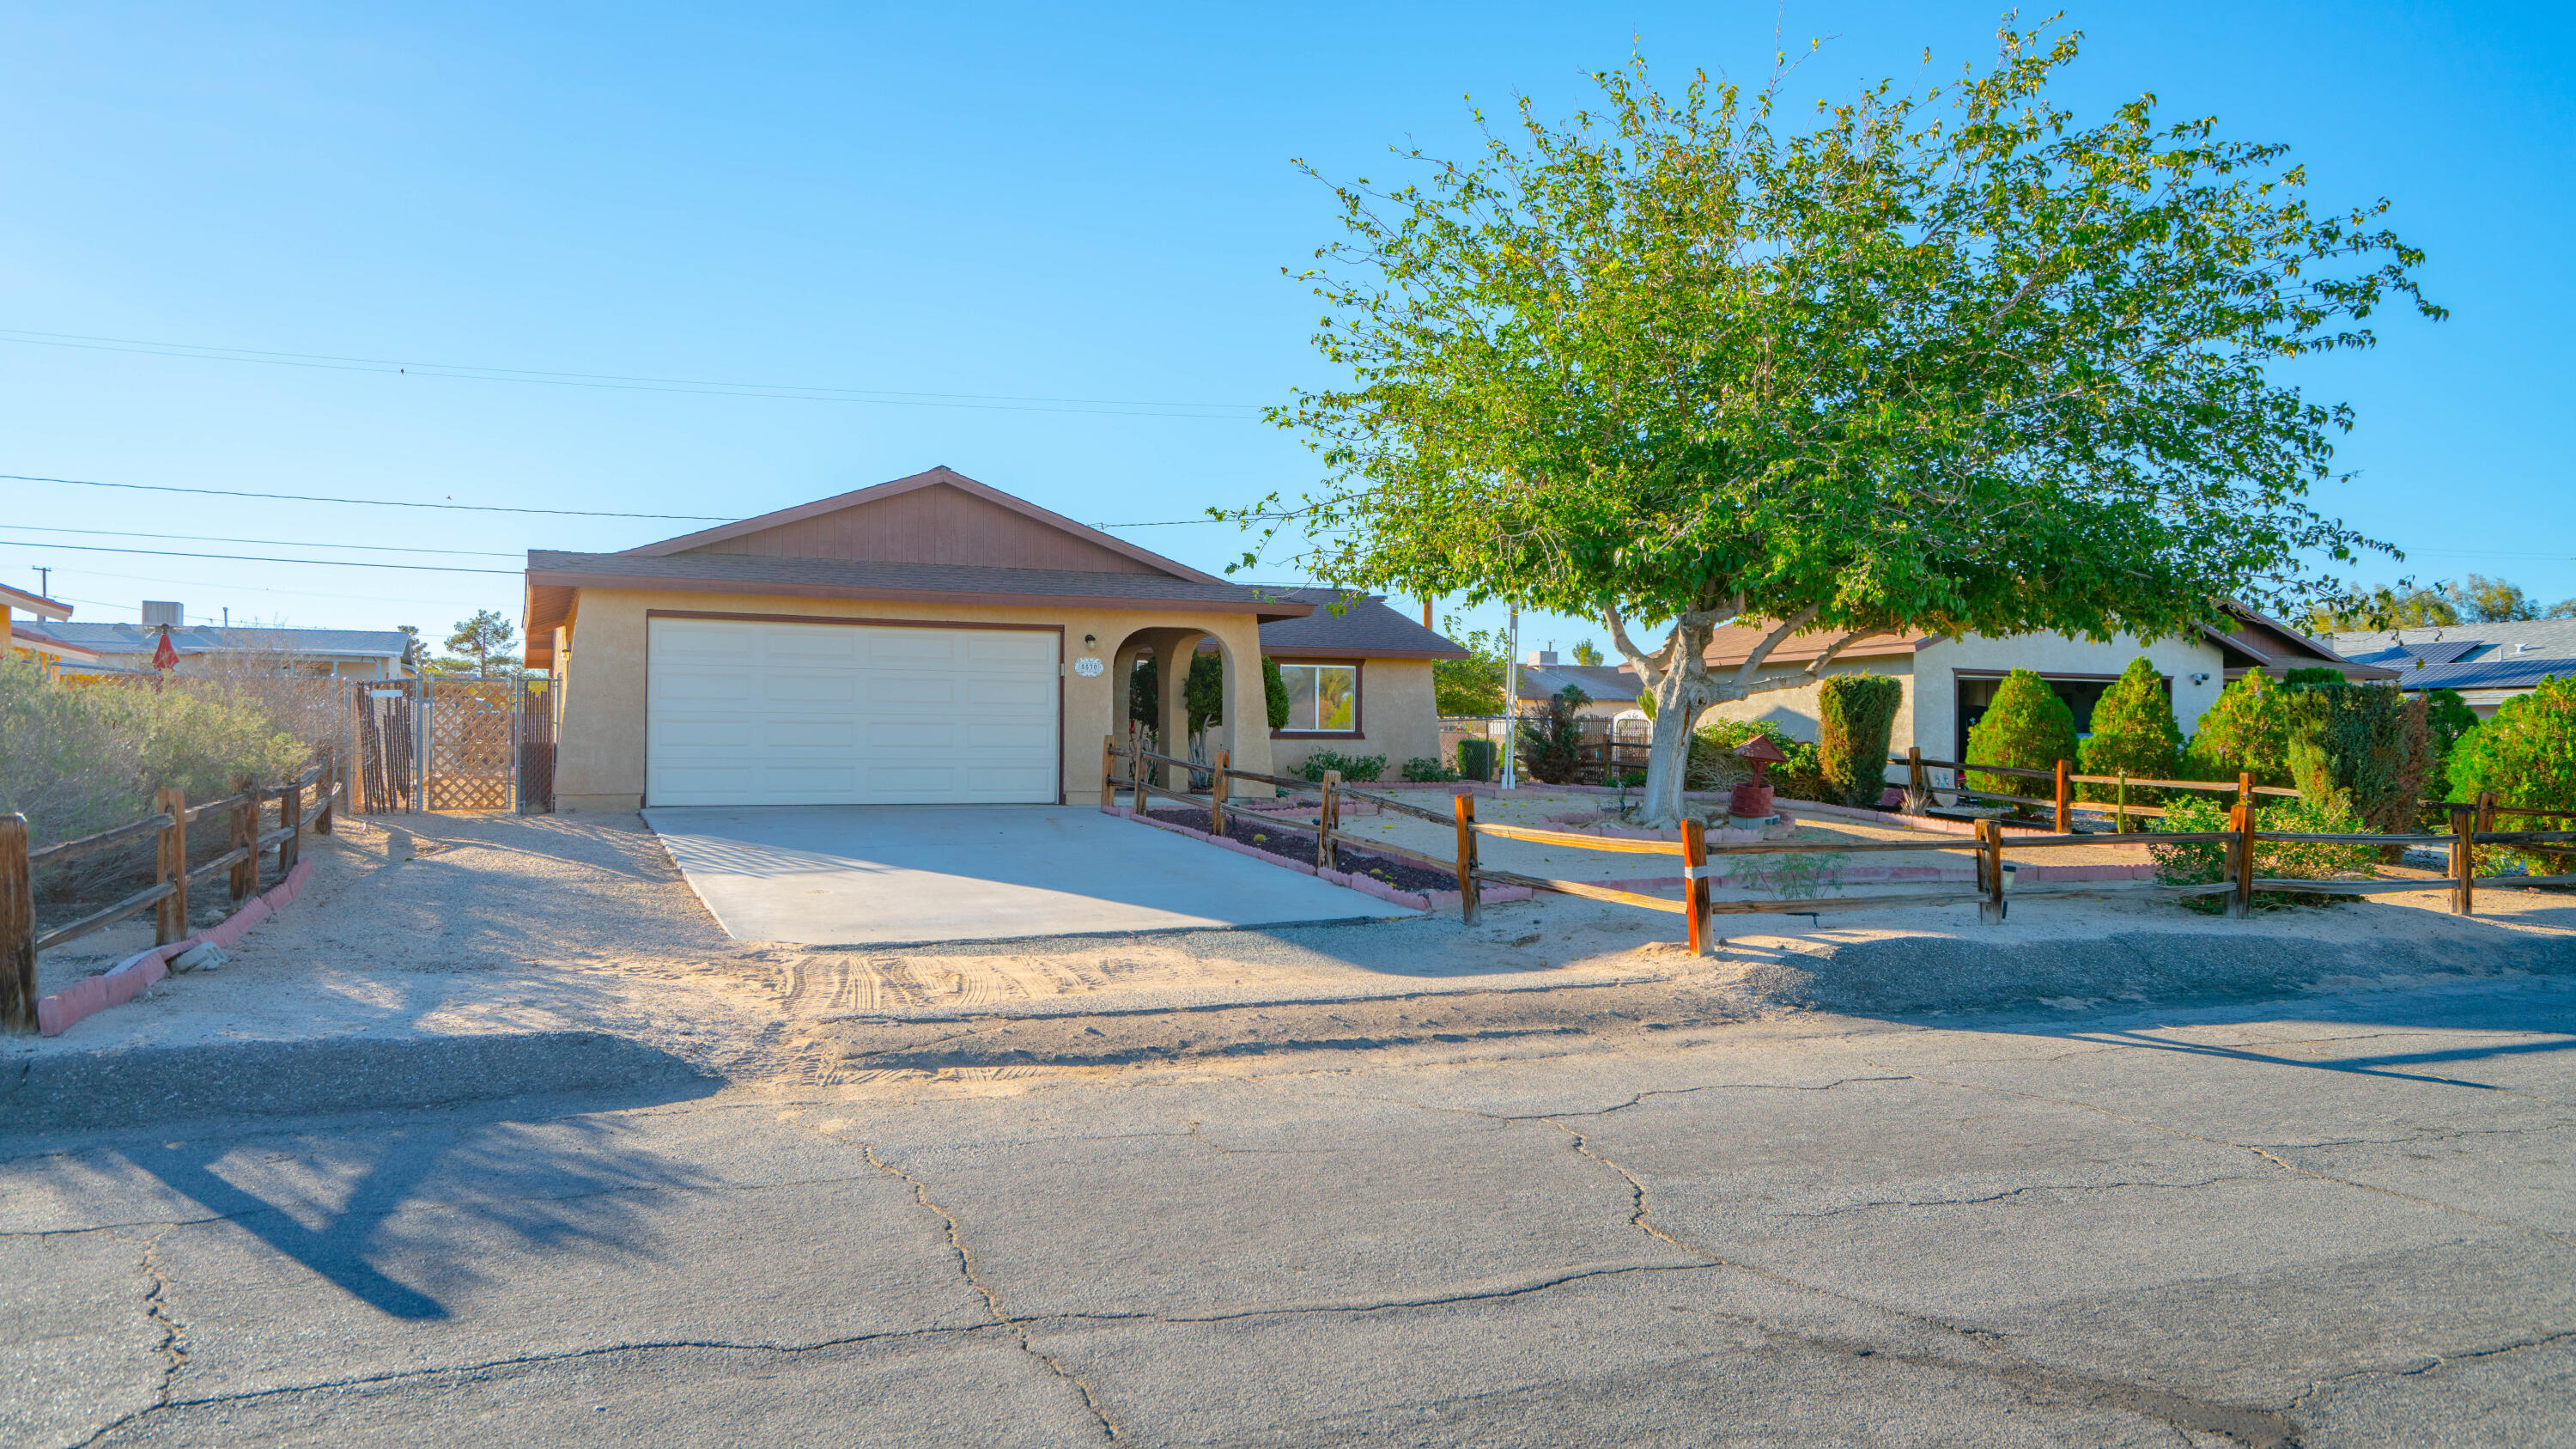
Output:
523,569,1315,621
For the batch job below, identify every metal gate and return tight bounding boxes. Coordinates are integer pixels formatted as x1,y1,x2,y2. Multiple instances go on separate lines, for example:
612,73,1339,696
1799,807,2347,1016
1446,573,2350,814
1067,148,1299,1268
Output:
518,678,556,813
347,677,555,813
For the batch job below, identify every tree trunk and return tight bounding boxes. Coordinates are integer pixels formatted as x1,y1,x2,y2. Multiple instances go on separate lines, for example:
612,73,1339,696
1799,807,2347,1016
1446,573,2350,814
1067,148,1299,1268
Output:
1635,678,1707,825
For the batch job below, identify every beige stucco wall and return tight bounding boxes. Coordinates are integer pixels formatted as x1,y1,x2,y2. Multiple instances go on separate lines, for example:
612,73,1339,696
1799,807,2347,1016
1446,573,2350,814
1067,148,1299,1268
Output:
550,588,1274,812
1268,659,1442,779
1914,632,2227,763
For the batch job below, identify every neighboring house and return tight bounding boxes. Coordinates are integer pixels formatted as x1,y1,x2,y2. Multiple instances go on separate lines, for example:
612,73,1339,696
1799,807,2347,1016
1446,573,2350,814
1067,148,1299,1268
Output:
21,604,417,682
522,466,1316,811
2330,620,2576,718
2,581,100,682
1230,588,1468,775
1555,604,2388,774
1510,653,1647,718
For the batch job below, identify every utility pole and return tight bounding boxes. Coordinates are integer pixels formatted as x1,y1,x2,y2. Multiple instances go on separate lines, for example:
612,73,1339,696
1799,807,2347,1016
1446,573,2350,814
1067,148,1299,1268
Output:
1498,605,1520,790
33,568,49,598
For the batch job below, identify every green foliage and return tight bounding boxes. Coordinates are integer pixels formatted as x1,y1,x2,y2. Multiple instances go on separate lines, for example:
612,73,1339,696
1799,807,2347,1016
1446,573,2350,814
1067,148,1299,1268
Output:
1262,656,1291,732
1431,615,1508,715
1720,849,1850,899
1690,718,1828,800
1237,21,2435,822
1400,756,1459,782
442,609,520,678
1516,686,1589,784
2151,791,2379,911
1129,654,1281,737
1816,674,1903,808
2281,667,2346,686
2423,688,2480,800
2310,575,2576,630
1570,639,1603,666
1455,736,1497,781
2185,672,2300,786
2076,658,2182,801
1965,670,2076,807
1297,749,1386,783
2281,680,2433,842
2447,674,2576,872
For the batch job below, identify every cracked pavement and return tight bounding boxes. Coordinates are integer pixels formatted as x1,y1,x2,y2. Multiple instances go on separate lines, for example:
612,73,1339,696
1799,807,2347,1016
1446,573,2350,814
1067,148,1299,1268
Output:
4,974,2573,1446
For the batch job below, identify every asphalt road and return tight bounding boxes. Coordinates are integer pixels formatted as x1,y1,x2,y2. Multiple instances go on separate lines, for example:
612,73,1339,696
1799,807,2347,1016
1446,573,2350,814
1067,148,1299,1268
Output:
7,977,2573,1448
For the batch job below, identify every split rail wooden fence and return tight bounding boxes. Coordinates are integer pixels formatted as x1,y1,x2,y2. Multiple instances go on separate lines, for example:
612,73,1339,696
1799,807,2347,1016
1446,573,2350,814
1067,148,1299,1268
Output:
1103,730,2574,957
0,748,347,1034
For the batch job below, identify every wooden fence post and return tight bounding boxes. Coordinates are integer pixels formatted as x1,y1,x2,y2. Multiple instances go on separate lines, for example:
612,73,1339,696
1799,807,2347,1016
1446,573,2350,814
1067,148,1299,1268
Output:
154,786,189,946
1100,734,1118,810
2,814,33,1034
2231,798,2257,919
280,780,301,877
1680,816,1709,956
2115,772,2129,834
1906,746,1924,801
1453,791,1480,924
2237,771,2253,815
1978,819,2005,923
315,744,336,836
1210,751,1230,837
2054,758,2071,834
1318,770,1341,873
229,775,258,901
2451,804,2476,916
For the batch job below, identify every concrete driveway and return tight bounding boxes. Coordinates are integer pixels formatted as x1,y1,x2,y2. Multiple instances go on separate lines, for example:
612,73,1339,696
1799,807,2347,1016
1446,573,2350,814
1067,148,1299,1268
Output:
641,805,1416,947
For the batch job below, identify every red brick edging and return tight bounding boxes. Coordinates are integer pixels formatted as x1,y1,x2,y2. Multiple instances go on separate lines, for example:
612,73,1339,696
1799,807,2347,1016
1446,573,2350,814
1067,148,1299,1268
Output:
1102,805,1533,912
35,858,316,1038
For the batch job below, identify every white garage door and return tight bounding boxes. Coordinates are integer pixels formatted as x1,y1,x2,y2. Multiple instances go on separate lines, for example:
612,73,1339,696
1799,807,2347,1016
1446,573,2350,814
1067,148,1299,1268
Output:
647,618,1059,806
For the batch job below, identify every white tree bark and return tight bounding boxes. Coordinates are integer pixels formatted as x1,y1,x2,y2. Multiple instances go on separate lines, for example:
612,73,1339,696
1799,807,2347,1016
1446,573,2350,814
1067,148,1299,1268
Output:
1607,602,1882,826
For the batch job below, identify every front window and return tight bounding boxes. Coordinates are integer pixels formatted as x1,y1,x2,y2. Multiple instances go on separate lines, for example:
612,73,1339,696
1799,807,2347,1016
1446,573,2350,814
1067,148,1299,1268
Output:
1276,662,1359,734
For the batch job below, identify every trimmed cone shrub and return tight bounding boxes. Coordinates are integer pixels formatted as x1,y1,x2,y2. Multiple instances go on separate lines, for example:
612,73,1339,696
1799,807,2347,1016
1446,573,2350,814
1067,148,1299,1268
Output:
1965,669,2075,810
1817,673,1904,808
2076,658,2182,802
2184,671,2299,785
2448,673,2576,873
1456,736,1496,781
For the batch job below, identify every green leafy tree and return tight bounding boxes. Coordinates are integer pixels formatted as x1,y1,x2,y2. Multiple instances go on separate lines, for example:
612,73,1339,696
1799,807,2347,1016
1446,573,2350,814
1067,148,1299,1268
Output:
1966,670,2077,809
1571,639,1604,666
2076,658,2183,800
2456,573,2541,624
2306,584,2458,633
1816,674,1904,807
2448,674,2576,872
1133,654,1281,740
441,610,520,679
1431,615,1509,715
1235,24,2433,823
2423,687,2480,801
2185,672,2300,785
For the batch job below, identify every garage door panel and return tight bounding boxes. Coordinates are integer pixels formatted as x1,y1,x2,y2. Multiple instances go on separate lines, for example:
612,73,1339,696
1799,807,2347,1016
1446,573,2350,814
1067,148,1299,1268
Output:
648,618,1058,807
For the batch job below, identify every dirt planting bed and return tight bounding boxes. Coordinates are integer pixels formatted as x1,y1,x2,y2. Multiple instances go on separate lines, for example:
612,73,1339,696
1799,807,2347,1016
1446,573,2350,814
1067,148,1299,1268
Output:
1142,807,1461,895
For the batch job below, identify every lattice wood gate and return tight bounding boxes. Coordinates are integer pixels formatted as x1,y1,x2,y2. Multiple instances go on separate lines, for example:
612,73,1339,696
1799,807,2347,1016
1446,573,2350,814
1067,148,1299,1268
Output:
428,679,519,810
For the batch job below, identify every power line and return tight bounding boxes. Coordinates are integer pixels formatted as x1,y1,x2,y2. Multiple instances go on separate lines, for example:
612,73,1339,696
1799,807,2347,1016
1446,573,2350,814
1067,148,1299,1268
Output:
3,472,728,520
7,522,523,557
0,537,520,575
0,327,1266,419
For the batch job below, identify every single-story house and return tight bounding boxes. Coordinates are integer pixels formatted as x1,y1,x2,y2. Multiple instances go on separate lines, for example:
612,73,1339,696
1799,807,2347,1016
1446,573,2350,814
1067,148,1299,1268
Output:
523,466,1326,811
1223,588,1469,775
2,581,95,681
1522,605,2389,774
19,605,416,682
2330,620,2576,718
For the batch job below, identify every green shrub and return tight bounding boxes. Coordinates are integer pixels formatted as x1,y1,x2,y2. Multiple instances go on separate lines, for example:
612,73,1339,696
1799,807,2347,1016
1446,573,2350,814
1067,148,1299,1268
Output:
1130,654,1279,737
1400,756,1459,782
1689,718,1826,799
2423,688,2480,801
2150,790,2379,911
1262,657,1291,731
1297,749,1386,782
2076,658,2182,801
2185,672,2299,785
1816,673,1904,807
2281,679,2433,844
2447,673,2576,873
1516,686,1589,784
1455,737,1497,781
1965,669,2075,810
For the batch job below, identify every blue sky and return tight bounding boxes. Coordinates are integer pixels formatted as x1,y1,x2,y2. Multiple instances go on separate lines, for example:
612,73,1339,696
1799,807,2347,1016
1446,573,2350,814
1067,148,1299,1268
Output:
3,1,2567,657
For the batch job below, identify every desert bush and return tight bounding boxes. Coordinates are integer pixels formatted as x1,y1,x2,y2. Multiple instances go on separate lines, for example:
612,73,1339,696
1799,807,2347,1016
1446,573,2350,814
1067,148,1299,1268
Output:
2184,671,2299,785
2447,673,2576,873
1400,756,1458,782
2076,657,2182,801
1965,669,2075,811
1689,718,1828,801
1516,686,1589,784
2150,790,2379,911
1816,674,1903,807
1297,749,1387,782
2281,679,2433,845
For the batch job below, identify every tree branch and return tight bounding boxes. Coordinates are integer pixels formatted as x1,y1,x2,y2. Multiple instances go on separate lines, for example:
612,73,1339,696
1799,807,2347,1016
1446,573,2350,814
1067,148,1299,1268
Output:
1729,606,1820,691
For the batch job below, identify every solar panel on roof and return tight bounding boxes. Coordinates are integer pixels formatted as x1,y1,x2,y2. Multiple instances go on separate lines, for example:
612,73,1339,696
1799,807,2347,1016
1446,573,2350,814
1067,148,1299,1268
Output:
2403,638,2483,665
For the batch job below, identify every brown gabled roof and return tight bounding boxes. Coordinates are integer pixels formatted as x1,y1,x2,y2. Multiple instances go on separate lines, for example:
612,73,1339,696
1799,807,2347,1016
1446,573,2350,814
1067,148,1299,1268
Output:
620,465,1227,583
1699,625,1934,669
2206,603,2397,681
1250,589,1471,660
